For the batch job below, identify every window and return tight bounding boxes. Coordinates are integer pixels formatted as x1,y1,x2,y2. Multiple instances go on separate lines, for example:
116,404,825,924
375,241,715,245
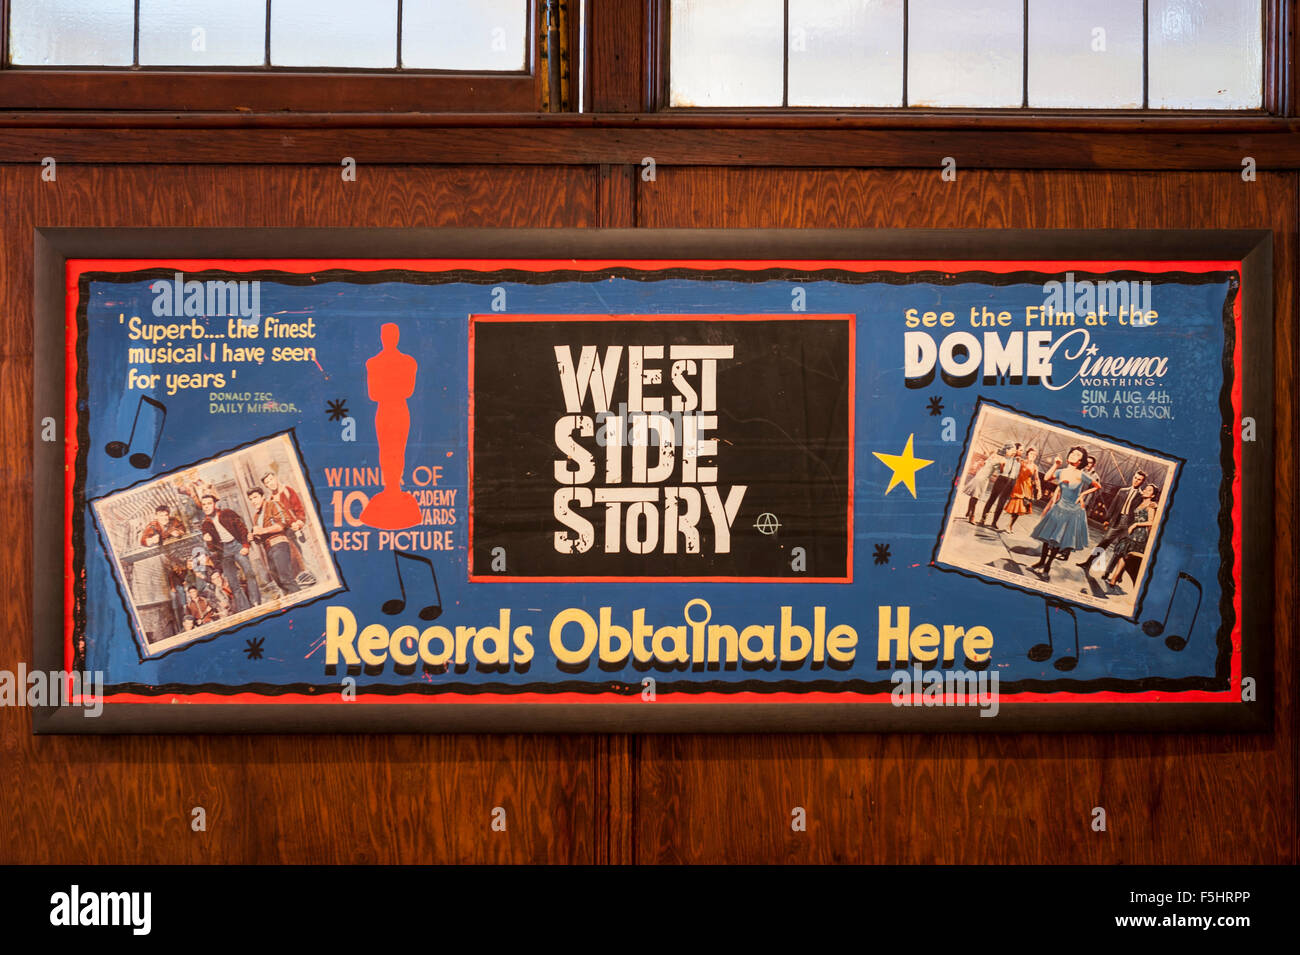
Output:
0,0,552,112
668,0,1265,109
7,0,531,72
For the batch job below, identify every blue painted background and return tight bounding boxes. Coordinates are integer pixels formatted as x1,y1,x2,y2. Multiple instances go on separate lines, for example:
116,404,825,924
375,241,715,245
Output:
79,269,1233,693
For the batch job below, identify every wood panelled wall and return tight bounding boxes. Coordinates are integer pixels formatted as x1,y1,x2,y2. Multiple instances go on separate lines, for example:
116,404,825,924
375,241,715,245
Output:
0,163,1293,864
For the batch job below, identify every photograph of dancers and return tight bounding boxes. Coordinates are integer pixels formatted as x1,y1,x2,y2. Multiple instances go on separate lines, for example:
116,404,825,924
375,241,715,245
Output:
935,401,1179,619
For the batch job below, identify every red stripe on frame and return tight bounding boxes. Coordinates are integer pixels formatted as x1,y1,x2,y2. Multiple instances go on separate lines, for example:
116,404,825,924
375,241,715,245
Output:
67,258,1244,278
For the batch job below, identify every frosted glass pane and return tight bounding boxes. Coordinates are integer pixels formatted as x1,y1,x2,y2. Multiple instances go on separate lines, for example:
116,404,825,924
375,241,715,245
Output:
909,0,1024,108
139,0,266,67
1028,0,1143,108
403,0,527,70
9,0,134,66
788,0,904,107
271,0,397,68
670,0,784,107
1149,0,1262,109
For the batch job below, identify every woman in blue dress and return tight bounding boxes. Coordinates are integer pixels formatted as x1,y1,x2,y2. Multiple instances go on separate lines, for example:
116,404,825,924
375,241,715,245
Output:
1028,446,1095,581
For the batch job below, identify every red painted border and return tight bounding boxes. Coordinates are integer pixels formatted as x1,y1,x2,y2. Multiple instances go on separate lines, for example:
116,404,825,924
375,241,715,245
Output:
64,258,1244,706
66,258,1245,276
467,312,856,583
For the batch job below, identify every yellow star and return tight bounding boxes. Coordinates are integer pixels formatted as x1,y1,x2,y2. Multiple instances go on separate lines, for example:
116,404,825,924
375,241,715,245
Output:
872,434,934,498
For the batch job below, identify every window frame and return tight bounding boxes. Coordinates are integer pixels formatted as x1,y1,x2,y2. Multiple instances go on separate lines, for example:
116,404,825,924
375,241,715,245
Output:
651,0,1293,118
0,0,1289,122
0,0,546,112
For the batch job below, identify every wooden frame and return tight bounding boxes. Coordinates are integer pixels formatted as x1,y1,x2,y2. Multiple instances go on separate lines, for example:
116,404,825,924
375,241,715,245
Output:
1263,0,1295,115
5,111,1300,170
31,227,1273,734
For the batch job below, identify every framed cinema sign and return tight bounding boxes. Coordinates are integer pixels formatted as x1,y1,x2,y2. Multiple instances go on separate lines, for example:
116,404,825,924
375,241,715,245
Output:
31,229,1272,733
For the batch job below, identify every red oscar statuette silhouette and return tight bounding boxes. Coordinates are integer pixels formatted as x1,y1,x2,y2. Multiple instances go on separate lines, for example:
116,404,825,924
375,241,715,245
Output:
360,322,422,530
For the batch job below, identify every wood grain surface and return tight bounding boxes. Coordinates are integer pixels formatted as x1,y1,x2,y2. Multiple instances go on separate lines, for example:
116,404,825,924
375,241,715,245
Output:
635,168,1296,864
4,125,1300,170
0,165,600,864
0,162,1292,865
